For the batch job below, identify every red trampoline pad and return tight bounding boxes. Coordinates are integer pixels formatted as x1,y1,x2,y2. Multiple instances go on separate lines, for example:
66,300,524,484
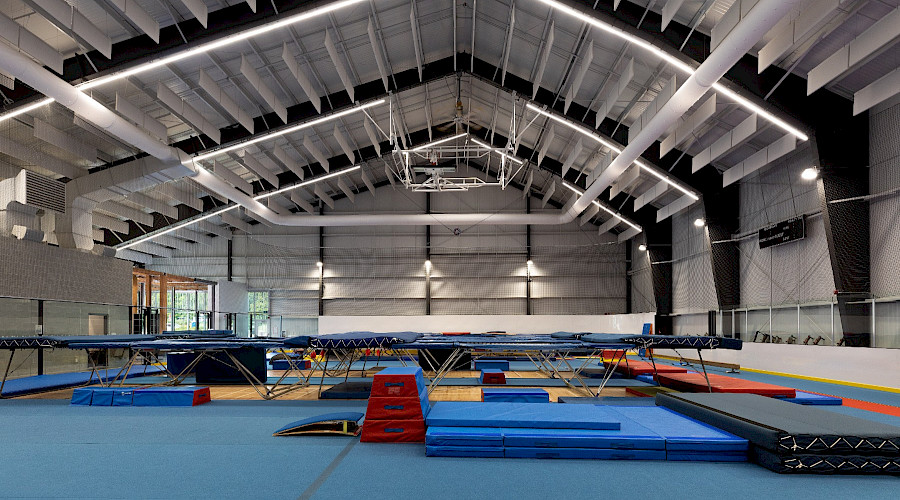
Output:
656,372,796,398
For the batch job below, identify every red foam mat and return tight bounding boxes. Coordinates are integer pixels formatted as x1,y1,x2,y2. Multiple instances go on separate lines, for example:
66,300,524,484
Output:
360,419,426,443
614,361,688,377
656,373,796,398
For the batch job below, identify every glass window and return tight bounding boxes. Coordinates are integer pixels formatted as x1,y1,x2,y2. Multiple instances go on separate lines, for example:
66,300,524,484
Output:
249,291,269,337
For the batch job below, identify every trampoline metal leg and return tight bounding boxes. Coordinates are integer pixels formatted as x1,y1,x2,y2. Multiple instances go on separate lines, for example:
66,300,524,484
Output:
0,349,14,398
697,349,712,393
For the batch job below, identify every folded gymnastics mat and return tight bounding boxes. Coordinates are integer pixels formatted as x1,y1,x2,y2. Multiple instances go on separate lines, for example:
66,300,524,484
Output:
474,360,510,371
657,393,900,455
426,427,504,447
426,402,621,430
426,445,505,458
634,374,658,385
370,366,427,397
70,388,94,406
657,393,900,474
482,388,548,403
360,419,427,443
501,425,666,450
667,451,749,462
775,390,842,406
751,446,900,474
504,447,665,460
608,406,747,453
479,369,506,384
132,386,211,407
656,372,795,397
615,361,687,378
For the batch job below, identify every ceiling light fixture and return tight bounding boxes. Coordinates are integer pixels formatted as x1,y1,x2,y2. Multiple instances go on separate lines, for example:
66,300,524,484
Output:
470,137,525,165
410,132,467,152
562,181,642,232
191,100,384,162
694,218,705,227
800,167,818,180
638,244,647,251
116,165,360,251
529,104,698,201
0,0,369,123
535,0,808,142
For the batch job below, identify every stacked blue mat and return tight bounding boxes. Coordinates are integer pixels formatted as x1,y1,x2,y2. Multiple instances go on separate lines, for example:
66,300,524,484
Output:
425,402,747,461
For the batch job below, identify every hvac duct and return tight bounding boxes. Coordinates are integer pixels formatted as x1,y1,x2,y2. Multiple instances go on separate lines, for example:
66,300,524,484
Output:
0,0,797,234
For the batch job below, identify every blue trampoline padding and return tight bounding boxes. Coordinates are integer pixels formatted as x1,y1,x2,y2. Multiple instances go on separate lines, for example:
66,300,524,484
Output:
0,365,164,397
504,447,666,460
667,451,748,462
482,388,549,403
159,330,234,338
776,391,842,406
501,424,665,450
426,445,505,458
609,406,748,452
474,360,510,371
273,412,364,436
307,331,423,349
281,336,310,348
70,388,93,406
549,332,590,340
426,427,505,447
426,402,621,430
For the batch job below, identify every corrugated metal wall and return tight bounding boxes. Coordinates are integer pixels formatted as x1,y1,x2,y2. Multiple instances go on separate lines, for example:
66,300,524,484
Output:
151,184,627,317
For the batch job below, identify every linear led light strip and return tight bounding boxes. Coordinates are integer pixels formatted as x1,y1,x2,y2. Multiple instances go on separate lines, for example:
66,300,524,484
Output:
0,0,368,123
409,132,467,152
189,99,384,162
116,165,360,251
527,103,699,201
562,181,642,232
470,137,525,165
536,0,808,142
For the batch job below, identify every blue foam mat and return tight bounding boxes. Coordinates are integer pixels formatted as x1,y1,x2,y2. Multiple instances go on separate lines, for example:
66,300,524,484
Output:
504,447,666,460
426,445,505,458
557,397,656,406
609,406,748,452
426,402,621,430
667,451,748,462
776,390,842,406
501,424,666,450
426,427,505,447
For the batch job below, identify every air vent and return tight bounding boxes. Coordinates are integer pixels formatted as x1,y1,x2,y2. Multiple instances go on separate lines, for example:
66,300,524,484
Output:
16,170,66,214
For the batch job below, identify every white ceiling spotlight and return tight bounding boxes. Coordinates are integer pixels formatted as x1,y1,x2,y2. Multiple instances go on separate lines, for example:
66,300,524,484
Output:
801,167,818,180
638,244,647,251
694,218,706,227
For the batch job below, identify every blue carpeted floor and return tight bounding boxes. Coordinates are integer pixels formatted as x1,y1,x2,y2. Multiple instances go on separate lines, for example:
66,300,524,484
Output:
1,366,898,499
